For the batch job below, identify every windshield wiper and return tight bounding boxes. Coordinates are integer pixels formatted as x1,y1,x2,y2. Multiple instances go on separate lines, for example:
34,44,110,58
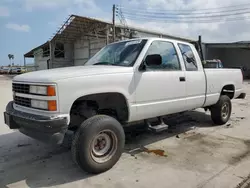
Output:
93,62,124,66
93,62,111,65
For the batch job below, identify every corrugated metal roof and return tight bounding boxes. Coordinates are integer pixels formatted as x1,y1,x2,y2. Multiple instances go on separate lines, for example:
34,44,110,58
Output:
24,42,49,58
24,14,194,57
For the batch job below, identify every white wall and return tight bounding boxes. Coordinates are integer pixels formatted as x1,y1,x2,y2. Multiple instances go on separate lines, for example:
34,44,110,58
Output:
74,36,89,66
74,36,107,66
89,38,106,57
34,49,49,71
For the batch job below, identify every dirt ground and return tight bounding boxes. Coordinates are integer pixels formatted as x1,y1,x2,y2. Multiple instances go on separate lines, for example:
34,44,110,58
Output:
1,75,250,188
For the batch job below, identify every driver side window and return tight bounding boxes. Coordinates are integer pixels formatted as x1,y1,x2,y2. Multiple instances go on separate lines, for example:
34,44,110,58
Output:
145,41,181,70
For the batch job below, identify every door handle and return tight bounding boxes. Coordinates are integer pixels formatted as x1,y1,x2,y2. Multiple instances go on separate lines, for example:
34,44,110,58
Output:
179,77,186,82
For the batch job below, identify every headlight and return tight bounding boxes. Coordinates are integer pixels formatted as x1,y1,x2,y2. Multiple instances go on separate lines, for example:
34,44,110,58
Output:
31,99,48,109
29,85,56,96
31,99,57,111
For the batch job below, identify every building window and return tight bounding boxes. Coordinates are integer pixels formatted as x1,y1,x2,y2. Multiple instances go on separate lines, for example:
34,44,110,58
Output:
54,42,65,58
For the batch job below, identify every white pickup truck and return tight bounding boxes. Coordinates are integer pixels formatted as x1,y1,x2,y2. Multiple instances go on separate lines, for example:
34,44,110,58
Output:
4,37,245,174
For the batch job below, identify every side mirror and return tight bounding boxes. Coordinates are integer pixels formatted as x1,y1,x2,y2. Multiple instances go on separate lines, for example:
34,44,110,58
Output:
145,54,162,66
138,54,162,71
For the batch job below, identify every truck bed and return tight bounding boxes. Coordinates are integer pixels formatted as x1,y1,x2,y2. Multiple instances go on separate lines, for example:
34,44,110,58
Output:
204,68,243,107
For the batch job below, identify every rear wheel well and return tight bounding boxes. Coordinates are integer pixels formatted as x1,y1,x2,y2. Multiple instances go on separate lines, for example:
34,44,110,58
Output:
221,84,235,99
69,93,129,129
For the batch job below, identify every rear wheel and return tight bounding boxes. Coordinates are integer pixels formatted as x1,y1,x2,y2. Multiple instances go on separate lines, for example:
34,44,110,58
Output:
71,115,125,174
210,95,232,125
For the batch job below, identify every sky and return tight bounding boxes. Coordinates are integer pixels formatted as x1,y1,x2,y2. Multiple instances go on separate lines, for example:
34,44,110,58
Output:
0,0,250,66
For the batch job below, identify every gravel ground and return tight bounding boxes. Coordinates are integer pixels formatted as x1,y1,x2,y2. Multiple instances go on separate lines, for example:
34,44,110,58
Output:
1,75,250,188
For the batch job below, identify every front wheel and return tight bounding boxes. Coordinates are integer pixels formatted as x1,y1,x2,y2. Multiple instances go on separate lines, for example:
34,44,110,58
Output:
71,115,125,174
210,95,232,125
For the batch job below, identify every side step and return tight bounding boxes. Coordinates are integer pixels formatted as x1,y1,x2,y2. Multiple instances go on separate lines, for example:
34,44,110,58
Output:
146,117,169,133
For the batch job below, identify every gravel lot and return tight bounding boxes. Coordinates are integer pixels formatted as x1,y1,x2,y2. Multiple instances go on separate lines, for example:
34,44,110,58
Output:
1,75,250,188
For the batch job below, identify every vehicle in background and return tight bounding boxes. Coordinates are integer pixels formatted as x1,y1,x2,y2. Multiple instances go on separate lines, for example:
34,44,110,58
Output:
19,67,27,74
203,59,223,68
6,67,27,74
12,67,20,74
10,67,17,74
4,37,246,174
1,67,11,74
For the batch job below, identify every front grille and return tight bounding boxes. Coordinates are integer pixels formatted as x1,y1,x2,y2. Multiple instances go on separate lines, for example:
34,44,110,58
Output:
14,96,31,107
12,83,30,94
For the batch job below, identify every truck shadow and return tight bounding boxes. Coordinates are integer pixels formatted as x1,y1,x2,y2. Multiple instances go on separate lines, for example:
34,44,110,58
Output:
0,110,215,187
0,132,87,188
124,110,216,155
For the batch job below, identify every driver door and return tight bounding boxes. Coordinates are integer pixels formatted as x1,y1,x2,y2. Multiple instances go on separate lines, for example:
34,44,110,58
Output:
134,40,187,120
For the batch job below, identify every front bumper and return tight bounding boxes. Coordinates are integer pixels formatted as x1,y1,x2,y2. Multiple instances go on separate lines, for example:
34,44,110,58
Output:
4,101,68,145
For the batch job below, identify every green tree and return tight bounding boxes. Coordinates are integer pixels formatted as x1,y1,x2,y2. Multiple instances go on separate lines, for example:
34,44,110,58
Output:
8,54,14,66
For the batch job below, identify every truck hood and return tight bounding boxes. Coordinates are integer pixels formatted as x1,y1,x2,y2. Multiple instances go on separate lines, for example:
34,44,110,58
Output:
13,65,133,83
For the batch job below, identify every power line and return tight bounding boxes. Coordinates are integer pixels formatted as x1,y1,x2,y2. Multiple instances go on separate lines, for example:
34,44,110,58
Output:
121,7,250,16
116,3,250,23
117,3,250,12
115,5,132,38
123,15,250,23
121,11,250,19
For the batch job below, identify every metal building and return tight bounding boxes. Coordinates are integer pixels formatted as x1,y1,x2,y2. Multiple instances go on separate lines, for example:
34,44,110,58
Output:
205,41,250,79
24,14,194,71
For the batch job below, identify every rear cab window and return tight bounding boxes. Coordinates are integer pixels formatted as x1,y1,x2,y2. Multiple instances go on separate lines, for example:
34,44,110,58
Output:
178,43,198,71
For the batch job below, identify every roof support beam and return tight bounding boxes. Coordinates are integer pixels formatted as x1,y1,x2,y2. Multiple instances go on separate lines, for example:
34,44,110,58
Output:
106,25,110,44
49,40,54,69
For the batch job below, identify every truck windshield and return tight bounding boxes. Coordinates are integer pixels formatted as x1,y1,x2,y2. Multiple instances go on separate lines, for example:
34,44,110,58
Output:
85,39,147,67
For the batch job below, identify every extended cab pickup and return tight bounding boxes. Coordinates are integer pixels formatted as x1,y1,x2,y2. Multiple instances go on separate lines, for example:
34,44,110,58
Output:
4,38,245,174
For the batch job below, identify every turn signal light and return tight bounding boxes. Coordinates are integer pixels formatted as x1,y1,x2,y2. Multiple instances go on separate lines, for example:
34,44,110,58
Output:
47,86,56,96
48,100,57,111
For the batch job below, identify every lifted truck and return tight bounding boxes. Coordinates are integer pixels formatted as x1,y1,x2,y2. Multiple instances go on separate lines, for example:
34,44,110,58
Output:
4,37,245,174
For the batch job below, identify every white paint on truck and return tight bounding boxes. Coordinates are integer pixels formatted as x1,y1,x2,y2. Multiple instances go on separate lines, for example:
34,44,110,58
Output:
12,37,244,122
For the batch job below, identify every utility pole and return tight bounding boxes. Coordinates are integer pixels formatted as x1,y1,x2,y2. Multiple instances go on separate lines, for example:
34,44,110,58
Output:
112,4,116,42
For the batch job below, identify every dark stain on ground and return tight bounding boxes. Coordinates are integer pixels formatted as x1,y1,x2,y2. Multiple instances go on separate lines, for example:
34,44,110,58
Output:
36,147,68,161
199,138,221,148
129,146,168,157
236,117,246,120
142,147,168,157
184,133,223,151
17,144,31,148
184,133,206,141
240,103,248,106
229,140,250,165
